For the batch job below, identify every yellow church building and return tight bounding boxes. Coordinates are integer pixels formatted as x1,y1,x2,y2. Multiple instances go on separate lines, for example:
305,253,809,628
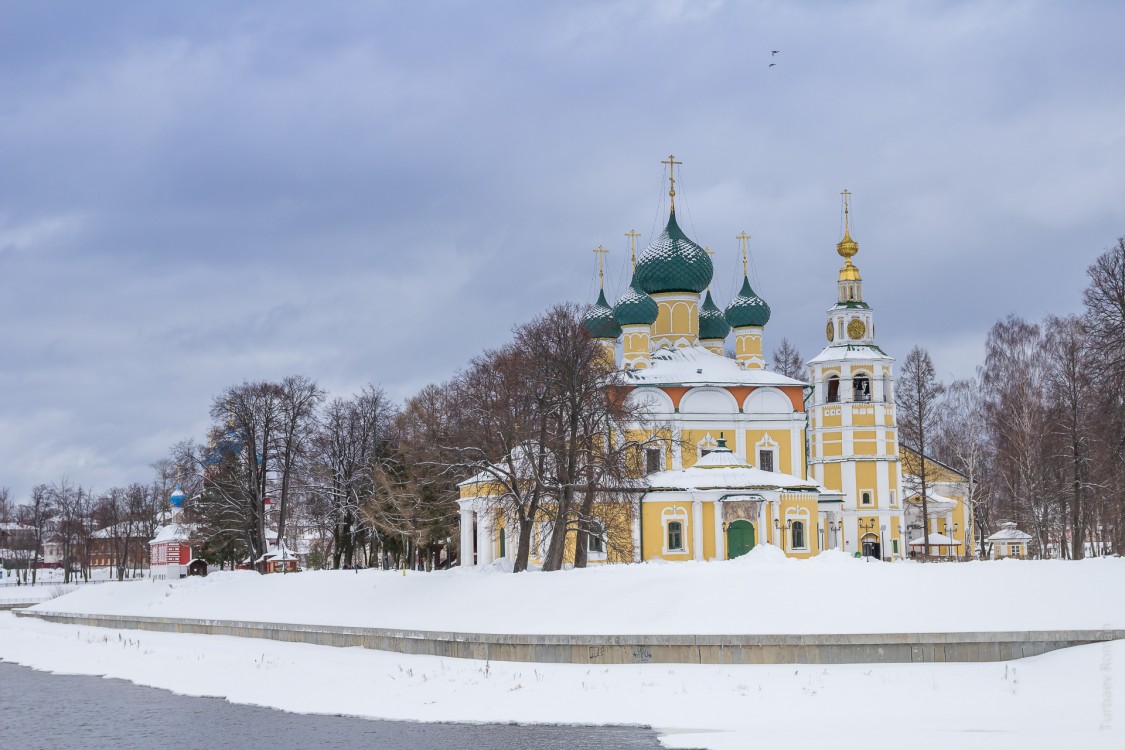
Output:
458,159,972,565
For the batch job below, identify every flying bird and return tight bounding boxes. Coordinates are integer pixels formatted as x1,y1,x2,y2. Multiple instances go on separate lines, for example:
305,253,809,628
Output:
772,50,779,55
769,63,776,67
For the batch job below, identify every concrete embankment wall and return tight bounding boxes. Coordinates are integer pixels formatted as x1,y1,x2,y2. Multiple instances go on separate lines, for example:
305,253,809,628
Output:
14,609,1123,665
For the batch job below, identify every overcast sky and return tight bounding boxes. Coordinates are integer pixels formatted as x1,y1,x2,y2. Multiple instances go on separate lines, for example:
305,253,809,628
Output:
2,0,1123,500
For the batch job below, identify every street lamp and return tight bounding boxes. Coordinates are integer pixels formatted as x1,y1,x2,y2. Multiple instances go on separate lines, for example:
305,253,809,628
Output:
857,518,877,559
951,522,959,561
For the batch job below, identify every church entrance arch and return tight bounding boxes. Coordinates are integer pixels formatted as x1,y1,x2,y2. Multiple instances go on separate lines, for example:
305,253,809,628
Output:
861,533,881,559
726,520,756,559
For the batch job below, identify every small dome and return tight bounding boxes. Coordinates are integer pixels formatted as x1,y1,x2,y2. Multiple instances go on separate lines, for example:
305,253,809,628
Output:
614,279,658,326
170,484,186,508
725,276,771,328
634,211,713,294
584,289,622,340
698,290,731,341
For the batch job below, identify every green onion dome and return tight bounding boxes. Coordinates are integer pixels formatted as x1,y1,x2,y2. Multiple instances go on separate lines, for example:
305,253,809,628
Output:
634,211,713,294
614,278,658,326
698,290,731,340
724,276,771,328
584,289,622,339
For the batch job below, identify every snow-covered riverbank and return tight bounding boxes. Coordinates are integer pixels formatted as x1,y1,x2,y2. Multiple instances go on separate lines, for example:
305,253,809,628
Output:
28,547,1125,634
1,612,1120,749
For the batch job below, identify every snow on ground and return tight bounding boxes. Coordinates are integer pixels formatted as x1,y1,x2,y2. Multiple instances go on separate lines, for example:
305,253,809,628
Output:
30,550,1125,634
0,612,1120,749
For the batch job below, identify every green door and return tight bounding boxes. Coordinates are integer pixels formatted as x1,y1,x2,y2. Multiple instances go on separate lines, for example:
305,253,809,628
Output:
726,520,756,559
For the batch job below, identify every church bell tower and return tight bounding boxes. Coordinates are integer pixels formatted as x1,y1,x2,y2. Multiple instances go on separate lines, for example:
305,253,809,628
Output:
806,191,905,560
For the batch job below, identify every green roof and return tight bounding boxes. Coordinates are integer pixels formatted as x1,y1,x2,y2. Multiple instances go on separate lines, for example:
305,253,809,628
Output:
724,276,771,328
614,278,658,326
698,290,731,340
584,289,622,339
634,210,713,294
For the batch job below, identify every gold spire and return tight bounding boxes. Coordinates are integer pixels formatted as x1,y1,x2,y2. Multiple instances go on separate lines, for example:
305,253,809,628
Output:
661,154,682,212
837,189,859,260
625,229,640,272
593,244,608,289
736,231,751,277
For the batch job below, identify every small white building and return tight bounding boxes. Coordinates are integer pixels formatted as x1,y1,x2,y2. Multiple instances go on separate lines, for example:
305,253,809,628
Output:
985,522,1032,559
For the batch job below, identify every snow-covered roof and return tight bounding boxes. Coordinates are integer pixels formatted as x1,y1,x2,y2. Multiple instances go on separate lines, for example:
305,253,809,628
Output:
625,346,806,387
985,523,1032,543
904,492,958,510
646,444,821,493
255,543,297,563
908,533,962,546
0,522,35,532
149,523,192,545
91,521,149,539
807,343,893,365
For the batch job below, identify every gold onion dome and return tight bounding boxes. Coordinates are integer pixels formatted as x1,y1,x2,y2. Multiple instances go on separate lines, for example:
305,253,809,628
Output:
837,226,862,282
614,278,659,326
698,290,731,340
724,276,771,328
634,211,714,294
584,289,622,339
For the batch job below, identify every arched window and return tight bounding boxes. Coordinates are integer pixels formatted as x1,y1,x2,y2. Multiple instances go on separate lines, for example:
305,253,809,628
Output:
791,521,806,550
826,375,840,403
853,374,871,402
588,521,605,553
667,521,683,551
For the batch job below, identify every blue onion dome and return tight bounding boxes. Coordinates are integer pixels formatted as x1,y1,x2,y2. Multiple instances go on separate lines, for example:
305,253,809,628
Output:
170,484,186,508
725,276,771,328
634,211,713,294
584,289,622,339
614,278,658,326
698,290,731,340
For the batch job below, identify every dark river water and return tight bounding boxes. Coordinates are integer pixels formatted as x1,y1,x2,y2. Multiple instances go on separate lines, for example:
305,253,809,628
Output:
0,662,668,750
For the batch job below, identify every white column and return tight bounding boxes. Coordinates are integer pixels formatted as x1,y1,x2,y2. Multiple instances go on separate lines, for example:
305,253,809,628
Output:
459,507,475,567
692,499,704,561
714,499,725,561
476,510,494,566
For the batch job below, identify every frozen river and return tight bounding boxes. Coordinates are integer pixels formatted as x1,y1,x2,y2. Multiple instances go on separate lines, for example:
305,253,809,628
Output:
0,662,668,750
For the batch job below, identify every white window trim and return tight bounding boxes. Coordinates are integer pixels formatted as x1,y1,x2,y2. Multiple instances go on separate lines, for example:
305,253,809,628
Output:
860,488,875,507
889,489,898,507
696,433,718,459
661,506,689,555
755,433,780,473
644,445,664,475
784,508,812,551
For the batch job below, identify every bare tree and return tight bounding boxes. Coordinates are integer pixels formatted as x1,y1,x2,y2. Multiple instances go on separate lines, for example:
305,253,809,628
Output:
310,385,395,568
935,377,991,558
898,346,946,558
982,316,1054,555
771,337,804,379
21,485,54,583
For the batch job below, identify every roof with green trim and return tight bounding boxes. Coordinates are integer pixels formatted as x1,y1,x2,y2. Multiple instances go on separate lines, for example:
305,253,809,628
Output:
614,279,658,326
724,276,771,328
584,289,622,339
634,210,713,294
698,290,731,340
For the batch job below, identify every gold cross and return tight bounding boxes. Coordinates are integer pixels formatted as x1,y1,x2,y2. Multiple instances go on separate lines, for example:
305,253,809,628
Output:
736,231,751,277
841,188,852,232
661,154,682,210
593,244,608,289
625,229,640,271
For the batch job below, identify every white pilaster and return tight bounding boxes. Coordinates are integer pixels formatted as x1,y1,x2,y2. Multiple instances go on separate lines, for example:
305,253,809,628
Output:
692,499,704,561
459,507,475,567
714,499,725,561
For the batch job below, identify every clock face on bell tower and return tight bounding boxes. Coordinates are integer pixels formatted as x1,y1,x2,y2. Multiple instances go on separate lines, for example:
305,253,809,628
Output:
848,318,867,339
826,321,834,341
